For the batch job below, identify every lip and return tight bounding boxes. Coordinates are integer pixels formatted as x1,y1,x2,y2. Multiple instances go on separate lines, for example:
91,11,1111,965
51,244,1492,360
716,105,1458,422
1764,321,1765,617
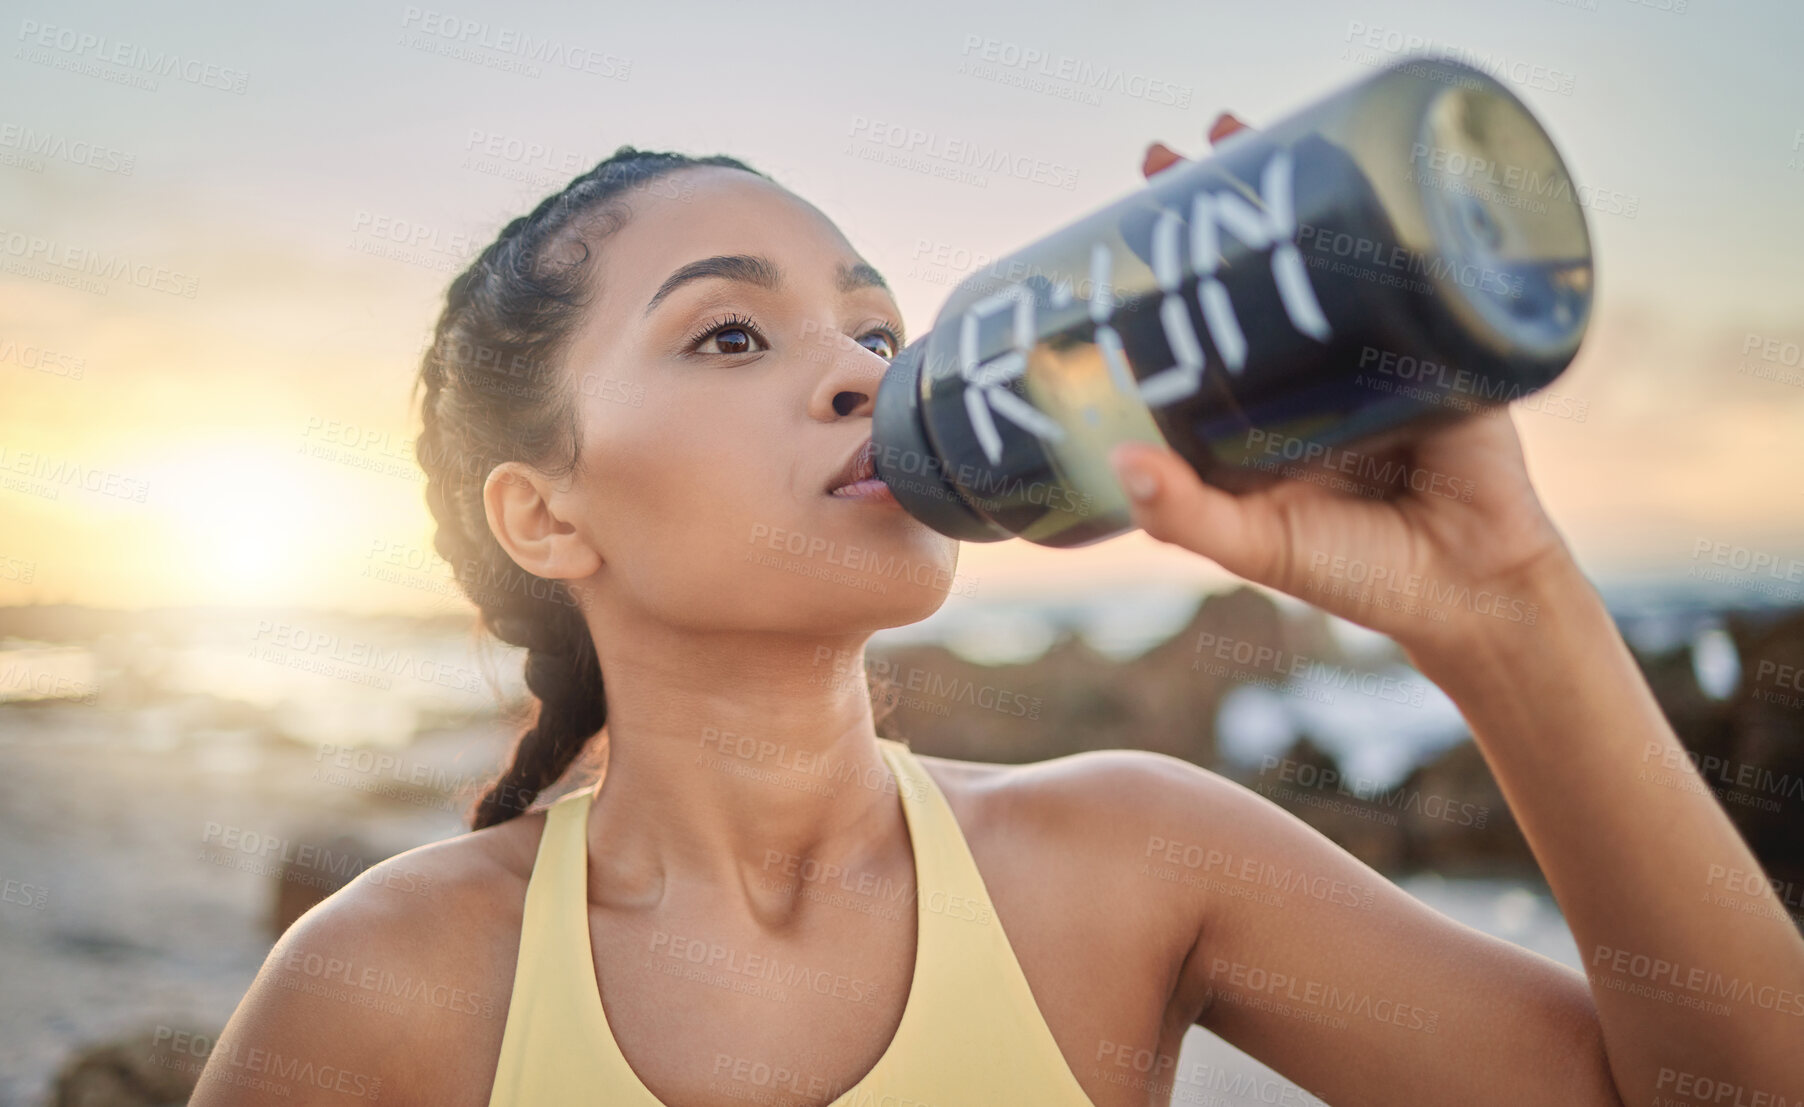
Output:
825,436,876,494
825,437,899,505
828,477,899,505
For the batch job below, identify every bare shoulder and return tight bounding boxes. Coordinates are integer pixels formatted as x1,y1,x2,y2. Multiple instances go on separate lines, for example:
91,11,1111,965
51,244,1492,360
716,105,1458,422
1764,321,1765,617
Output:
189,809,551,1107
913,743,1248,847
909,746,1274,1027
916,743,1398,936
912,744,1251,908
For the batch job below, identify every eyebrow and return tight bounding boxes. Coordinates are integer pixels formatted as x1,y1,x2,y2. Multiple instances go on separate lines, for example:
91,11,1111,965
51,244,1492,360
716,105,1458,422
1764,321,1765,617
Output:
642,253,894,318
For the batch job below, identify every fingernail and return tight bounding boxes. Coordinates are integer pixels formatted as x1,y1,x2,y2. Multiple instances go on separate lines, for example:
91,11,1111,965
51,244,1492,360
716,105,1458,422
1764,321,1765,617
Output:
1113,454,1159,501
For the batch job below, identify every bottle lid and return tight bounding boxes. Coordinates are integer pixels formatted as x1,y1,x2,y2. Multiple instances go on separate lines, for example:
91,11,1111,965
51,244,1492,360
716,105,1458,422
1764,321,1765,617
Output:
871,339,1013,542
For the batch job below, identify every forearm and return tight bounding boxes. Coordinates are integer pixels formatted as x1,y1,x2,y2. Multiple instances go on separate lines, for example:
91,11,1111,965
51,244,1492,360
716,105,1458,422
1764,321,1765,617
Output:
1403,552,1804,1100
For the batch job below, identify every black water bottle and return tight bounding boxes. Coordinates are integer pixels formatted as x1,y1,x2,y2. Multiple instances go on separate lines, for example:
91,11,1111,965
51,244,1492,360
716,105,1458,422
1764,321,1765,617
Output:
871,56,1594,547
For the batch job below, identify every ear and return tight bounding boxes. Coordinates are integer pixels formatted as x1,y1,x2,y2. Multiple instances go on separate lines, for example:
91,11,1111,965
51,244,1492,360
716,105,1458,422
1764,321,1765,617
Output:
481,461,603,583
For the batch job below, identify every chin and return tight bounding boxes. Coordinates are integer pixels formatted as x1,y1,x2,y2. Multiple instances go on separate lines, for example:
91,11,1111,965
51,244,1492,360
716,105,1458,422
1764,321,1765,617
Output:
740,502,961,619
819,549,962,630
840,585,955,638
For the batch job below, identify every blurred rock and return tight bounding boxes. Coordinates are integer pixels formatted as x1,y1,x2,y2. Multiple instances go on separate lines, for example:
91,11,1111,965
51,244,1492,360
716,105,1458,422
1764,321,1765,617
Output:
271,832,384,938
1636,639,1735,756
1625,608,1804,927
867,588,1801,895
1394,741,1530,874
1723,609,1804,922
871,585,1320,767
48,1023,209,1107
1243,734,1413,872
1233,735,1531,877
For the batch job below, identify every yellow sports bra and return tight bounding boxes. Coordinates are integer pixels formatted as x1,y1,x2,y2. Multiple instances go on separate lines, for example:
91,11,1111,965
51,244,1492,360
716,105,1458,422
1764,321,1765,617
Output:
487,736,1098,1106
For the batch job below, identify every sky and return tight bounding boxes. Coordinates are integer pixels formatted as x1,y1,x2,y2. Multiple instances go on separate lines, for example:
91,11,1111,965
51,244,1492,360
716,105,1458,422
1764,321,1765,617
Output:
2,0,1802,614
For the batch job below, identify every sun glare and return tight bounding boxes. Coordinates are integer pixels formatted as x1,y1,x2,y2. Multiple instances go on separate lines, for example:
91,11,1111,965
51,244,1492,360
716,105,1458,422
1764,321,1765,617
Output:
149,440,365,607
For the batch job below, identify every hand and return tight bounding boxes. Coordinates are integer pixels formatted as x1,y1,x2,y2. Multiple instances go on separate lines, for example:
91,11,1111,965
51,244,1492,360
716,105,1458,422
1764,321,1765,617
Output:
1112,112,1575,657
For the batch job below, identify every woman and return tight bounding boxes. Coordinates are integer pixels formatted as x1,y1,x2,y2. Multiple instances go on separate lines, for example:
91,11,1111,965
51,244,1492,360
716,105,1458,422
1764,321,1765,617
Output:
194,115,1804,1106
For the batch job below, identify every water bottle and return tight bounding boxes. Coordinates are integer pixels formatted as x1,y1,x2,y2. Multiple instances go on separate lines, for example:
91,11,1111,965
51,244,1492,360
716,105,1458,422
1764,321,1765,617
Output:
871,56,1594,547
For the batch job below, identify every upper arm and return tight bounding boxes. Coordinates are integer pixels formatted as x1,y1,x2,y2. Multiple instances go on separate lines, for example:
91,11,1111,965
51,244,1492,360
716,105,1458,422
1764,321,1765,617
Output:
1074,750,1623,1107
187,842,521,1107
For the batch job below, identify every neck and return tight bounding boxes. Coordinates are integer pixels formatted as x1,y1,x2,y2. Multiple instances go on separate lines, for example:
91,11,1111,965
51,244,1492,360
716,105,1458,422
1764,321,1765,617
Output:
580,606,907,919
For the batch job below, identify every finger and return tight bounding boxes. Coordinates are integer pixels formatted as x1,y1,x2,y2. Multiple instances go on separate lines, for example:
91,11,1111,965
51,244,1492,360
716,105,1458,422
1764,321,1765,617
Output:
1145,113,1251,180
1142,141,1187,179
1208,111,1249,145
1107,440,1270,580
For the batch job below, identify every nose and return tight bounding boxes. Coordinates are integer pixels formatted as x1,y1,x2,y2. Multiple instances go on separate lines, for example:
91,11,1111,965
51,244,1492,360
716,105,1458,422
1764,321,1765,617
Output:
809,334,890,420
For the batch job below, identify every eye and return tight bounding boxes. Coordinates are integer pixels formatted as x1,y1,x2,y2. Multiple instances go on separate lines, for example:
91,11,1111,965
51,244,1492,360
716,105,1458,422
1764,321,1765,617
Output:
688,312,769,356
859,323,904,361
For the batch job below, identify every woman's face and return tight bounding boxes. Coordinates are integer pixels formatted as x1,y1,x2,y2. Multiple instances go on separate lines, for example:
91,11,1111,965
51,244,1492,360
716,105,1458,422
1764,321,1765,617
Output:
534,165,960,636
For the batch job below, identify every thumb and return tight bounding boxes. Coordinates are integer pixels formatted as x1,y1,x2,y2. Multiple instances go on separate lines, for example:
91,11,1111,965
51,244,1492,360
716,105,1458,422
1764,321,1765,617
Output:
1108,441,1265,578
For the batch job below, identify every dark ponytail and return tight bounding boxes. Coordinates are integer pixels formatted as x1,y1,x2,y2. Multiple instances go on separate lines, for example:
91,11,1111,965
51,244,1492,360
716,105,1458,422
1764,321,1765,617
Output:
412,146,769,830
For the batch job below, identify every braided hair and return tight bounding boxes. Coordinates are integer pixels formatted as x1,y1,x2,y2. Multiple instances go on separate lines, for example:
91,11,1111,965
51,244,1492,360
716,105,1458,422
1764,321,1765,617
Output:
412,146,769,830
